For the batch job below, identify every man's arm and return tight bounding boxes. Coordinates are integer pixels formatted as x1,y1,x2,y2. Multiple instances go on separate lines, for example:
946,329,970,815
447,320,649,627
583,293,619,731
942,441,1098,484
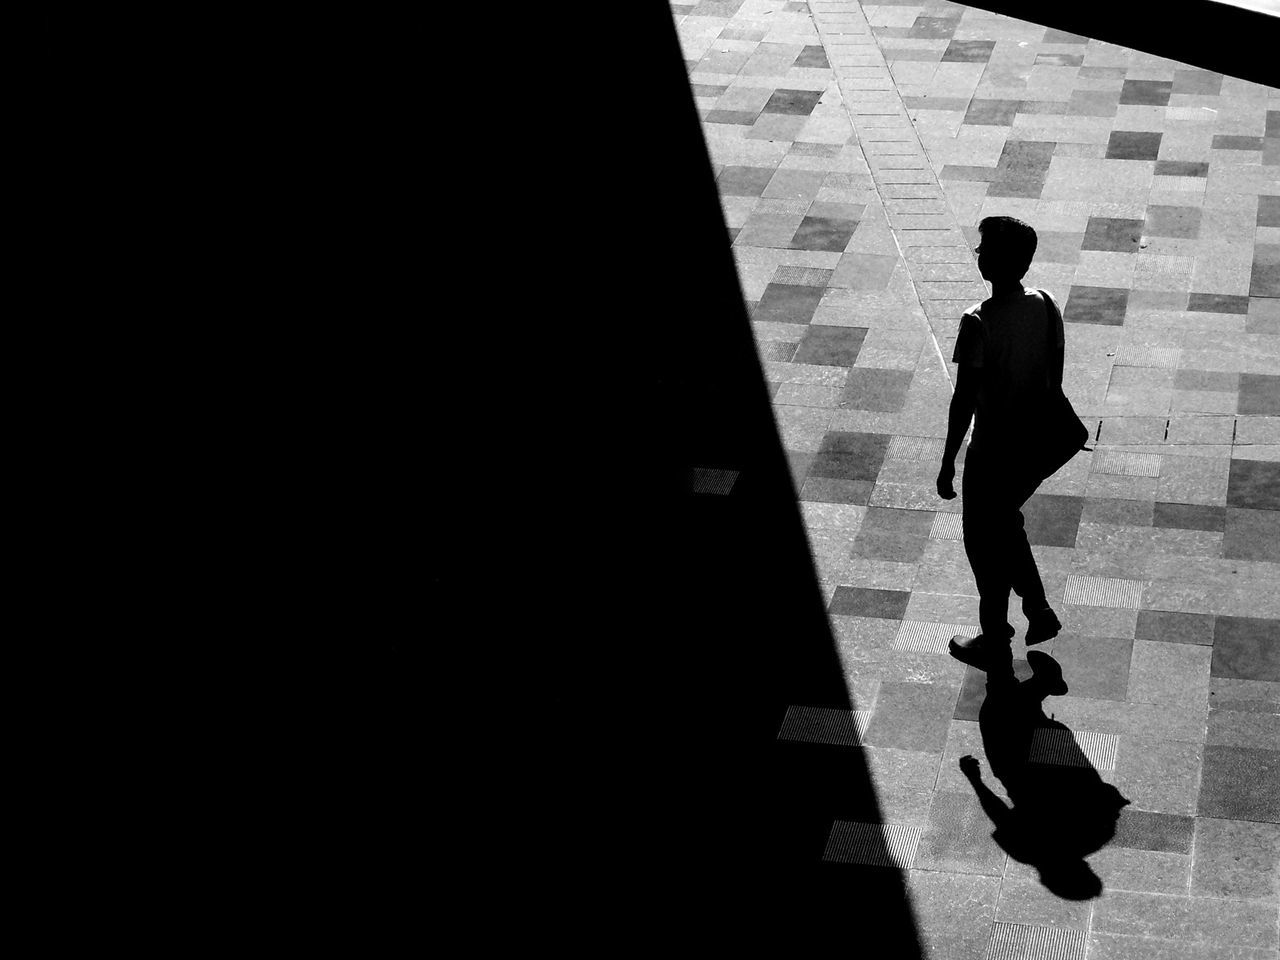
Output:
936,363,978,500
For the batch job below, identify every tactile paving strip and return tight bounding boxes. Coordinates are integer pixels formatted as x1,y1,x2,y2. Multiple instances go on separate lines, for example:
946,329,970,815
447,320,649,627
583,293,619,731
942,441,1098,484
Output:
1113,345,1182,369
985,922,1086,960
892,620,979,653
1063,574,1146,609
777,706,872,746
822,820,922,868
887,435,945,461
772,265,835,287
1028,727,1119,771
692,467,739,495
930,512,964,540
1093,451,1162,477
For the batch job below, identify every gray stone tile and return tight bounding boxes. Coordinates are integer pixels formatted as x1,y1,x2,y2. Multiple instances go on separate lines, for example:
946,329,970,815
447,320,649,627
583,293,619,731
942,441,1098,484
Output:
1259,195,1280,229
1089,931,1280,959
1083,216,1145,253
1065,285,1129,325
862,680,958,752
1051,634,1133,700
1114,737,1203,815
912,790,1007,876
1224,507,1280,563
1106,130,1162,161
1128,640,1212,706
1252,244,1280,298
811,430,890,481
829,585,912,619
1210,676,1280,715
1135,610,1216,646
790,214,859,252
1085,847,1190,895
964,99,1020,125
1091,890,1279,950
1198,745,1280,823
1191,817,1280,900
1022,493,1085,547
1212,616,1280,683
1083,497,1154,526
1145,204,1202,239
829,251,899,290
1120,79,1173,106
902,870,1000,960
800,477,874,504
753,282,825,324
995,876,1092,929
717,164,777,197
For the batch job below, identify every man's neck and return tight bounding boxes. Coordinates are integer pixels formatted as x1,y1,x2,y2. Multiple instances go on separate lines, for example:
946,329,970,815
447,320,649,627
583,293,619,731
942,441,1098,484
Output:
990,282,1025,299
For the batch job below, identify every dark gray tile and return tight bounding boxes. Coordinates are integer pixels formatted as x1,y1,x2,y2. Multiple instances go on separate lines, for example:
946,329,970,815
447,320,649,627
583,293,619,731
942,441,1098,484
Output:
1154,160,1209,177
850,531,929,562
762,88,823,116
964,99,1021,126
1023,493,1085,546
691,83,728,97
1144,205,1201,239
1223,507,1280,563
753,282,825,325
801,477,873,504
811,430,890,481
863,680,957,751
1259,196,1280,228
1198,745,1280,822
717,164,776,197
954,659,1035,720
786,450,814,486
1152,501,1227,532
1035,52,1083,66
1186,293,1250,314
793,324,866,366
1120,79,1173,106
1083,217,1144,252
1207,708,1280,749
986,179,1045,199
793,44,829,69
1109,808,1195,853
839,368,913,412
941,39,995,62
1068,89,1120,118
1064,285,1129,325
1135,610,1215,646
1227,457,1280,510
860,506,934,536
829,585,912,619
1212,135,1264,151
1251,243,1280,298
790,215,858,252
1239,373,1280,416
705,109,760,125
1269,110,1280,138
1212,616,1280,683
1106,131,1162,161
1052,634,1133,700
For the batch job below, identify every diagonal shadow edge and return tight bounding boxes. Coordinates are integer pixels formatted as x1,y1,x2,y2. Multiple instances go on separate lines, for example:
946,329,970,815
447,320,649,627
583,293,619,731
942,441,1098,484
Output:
648,7,925,953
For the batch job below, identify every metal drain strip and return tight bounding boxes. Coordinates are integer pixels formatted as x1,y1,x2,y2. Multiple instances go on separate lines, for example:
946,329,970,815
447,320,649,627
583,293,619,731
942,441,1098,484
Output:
985,922,1086,960
777,706,871,746
1028,727,1119,772
691,467,739,495
1063,574,1146,609
772,265,835,286
1113,345,1181,369
892,620,978,653
930,512,964,540
822,821,922,868
1093,451,1162,477
887,435,945,461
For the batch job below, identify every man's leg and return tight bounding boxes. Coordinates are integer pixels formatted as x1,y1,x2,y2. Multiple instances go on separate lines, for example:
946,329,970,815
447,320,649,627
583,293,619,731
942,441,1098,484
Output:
1004,469,1060,643
959,452,1015,656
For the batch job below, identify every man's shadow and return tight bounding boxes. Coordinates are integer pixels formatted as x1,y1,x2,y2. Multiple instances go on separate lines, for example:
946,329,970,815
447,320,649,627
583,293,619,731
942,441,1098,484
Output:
960,651,1130,900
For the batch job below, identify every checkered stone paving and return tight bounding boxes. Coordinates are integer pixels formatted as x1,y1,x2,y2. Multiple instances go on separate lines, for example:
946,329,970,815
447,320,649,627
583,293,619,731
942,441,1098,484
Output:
675,0,1280,955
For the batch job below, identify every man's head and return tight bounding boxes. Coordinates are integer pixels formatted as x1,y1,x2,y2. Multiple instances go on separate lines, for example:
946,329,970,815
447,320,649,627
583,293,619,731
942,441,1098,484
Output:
975,216,1037,284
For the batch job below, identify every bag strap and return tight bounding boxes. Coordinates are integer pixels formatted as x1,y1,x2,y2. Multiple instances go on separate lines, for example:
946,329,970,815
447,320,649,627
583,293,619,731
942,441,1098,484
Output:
1038,288,1065,390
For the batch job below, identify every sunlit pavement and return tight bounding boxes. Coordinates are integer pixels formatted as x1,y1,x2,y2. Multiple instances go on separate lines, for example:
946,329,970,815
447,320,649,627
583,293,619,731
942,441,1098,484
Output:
674,1,1278,955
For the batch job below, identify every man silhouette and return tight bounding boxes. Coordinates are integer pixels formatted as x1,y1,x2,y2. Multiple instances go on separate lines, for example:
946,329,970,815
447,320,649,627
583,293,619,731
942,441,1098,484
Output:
937,216,1064,670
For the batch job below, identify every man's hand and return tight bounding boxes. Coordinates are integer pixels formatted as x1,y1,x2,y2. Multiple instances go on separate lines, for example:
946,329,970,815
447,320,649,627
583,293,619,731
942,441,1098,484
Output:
936,461,957,500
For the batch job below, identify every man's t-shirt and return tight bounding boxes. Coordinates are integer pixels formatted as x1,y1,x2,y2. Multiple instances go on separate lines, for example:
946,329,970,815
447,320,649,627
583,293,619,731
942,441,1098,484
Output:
951,288,1064,452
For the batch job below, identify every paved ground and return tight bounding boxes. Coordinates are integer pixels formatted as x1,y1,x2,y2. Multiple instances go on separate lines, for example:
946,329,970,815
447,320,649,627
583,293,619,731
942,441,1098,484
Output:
673,1,1278,956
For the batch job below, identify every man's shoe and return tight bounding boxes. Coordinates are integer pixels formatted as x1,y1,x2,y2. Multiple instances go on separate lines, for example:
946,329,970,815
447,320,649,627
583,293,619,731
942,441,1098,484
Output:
1025,609,1062,646
948,633,1012,670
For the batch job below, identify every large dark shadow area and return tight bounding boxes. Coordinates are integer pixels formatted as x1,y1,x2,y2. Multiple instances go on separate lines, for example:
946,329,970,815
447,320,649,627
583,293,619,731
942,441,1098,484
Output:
963,652,1130,900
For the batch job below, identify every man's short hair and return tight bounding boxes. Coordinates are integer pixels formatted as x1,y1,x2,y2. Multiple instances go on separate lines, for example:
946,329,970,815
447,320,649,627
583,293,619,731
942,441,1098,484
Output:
977,216,1038,281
